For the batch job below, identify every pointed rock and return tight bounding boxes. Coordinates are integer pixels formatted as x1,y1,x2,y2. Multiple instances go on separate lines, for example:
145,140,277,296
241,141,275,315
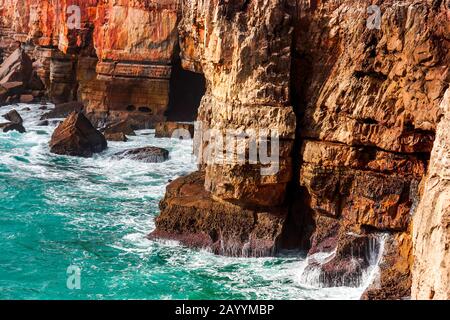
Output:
49,112,107,157
2,109,23,124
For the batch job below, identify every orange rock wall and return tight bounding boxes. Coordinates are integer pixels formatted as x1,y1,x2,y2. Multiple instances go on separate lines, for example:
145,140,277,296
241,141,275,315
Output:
0,0,179,127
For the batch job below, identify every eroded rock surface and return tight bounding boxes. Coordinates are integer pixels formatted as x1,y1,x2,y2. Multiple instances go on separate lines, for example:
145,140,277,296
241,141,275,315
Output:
150,172,288,257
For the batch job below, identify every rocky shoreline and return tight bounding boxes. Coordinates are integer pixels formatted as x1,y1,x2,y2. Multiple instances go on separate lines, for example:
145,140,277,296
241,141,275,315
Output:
0,0,448,300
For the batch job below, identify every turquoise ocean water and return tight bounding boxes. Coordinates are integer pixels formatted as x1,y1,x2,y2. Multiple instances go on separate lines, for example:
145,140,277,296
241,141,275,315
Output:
0,104,370,300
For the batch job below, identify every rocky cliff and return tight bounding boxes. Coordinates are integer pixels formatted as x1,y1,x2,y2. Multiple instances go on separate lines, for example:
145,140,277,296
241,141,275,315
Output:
1,0,449,300
412,89,450,300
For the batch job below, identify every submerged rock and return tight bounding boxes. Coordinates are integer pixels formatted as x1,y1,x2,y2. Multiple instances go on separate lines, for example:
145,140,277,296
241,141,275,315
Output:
0,122,26,133
150,172,288,257
49,112,107,157
113,146,169,163
36,120,49,126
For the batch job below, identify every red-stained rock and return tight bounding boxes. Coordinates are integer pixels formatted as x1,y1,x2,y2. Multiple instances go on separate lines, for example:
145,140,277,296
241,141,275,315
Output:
49,111,107,157
104,132,127,142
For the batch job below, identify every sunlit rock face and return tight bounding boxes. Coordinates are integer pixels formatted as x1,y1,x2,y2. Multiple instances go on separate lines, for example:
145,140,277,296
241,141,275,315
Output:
412,89,450,300
153,0,297,257
85,0,179,127
178,0,296,207
0,0,180,128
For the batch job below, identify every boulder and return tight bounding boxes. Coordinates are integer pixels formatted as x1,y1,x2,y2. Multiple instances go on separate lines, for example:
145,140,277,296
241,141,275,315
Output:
2,109,23,124
112,146,169,163
49,112,107,157
0,122,26,133
41,101,84,120
155,122,194,139
362,233,412,300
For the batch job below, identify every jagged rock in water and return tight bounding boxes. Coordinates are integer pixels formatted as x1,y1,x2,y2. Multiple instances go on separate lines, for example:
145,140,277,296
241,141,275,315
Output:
49,112,107,157
0,122,26,133
2,109,23,124
149,172,288,257
155,122,194,139
104,132,128,142
113,147,169,163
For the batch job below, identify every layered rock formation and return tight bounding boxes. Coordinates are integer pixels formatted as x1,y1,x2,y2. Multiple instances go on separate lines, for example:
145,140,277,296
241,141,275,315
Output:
0,0,193,129
151,0,296,255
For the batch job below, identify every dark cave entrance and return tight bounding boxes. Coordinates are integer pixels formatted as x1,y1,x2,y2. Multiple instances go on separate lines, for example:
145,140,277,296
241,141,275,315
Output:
165,57,206,122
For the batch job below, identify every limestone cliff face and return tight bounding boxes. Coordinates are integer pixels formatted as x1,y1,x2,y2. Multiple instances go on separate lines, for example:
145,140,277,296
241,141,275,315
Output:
178,0,296,206
155,0,449,299
152,0,297,257
412,89,450,300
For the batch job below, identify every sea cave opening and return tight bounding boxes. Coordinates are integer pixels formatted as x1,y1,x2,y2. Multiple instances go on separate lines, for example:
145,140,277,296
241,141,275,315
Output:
165,57,206,122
